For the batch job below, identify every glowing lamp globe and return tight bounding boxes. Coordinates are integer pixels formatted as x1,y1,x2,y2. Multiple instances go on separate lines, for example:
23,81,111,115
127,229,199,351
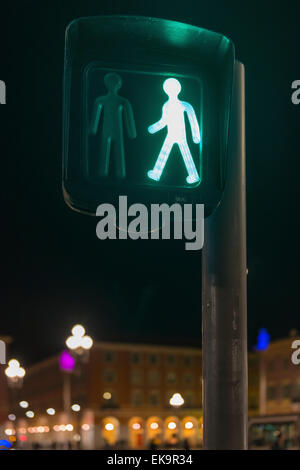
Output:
59,350,75,371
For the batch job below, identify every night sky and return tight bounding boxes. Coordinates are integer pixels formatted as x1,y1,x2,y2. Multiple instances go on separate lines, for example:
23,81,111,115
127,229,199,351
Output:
0,0,299,364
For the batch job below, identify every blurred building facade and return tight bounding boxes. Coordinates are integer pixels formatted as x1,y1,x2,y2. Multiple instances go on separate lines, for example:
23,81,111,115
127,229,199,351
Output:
259,336,300,415
248,351,259,416
247,335,300,449
5,334,300,449
0,336,11,428
6,342,204,449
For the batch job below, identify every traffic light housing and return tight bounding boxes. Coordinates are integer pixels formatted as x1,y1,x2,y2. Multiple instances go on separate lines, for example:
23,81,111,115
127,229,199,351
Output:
63,16,235,216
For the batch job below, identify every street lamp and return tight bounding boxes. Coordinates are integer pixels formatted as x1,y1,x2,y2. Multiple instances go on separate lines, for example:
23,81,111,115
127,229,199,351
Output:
5,361,26,450
5,359,25,388
169,393,184,408
63,325,93,449
66,324,93,358
71,404,80,412
63,324,93,411
19,401,29,409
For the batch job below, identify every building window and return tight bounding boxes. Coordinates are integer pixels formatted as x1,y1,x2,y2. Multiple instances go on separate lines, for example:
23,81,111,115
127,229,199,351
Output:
184,391,195,407
104,351,115,363
183,373,194,385
281,383,292,399
166,371,177,384
103,369,116,384
166,354,176,366
183,356,193,367
131,352,142,365
293,383,300,402
249,394,258,411
149,390,160,406
102,390,117,407
131,369,143,386
148,354,158,365
283,358,289,370
148,369,160,386
131,390,143,407
267,385,276,400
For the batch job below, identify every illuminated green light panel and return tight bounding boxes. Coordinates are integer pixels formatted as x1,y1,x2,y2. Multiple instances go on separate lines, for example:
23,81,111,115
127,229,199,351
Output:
85,67,202,188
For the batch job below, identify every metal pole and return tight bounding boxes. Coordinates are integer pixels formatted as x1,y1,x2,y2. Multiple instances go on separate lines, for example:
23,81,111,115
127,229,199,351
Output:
202,62,248,449
63,372,71,413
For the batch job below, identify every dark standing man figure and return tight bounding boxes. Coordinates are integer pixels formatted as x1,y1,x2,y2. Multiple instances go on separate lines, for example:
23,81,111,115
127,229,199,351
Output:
89,73,137,179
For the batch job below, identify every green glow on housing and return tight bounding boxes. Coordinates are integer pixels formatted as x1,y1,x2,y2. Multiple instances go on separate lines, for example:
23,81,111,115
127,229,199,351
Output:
147,78,200,184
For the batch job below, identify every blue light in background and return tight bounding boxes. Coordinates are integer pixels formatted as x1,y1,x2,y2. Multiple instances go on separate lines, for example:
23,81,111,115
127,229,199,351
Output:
255,328,270,351
0,439,11,450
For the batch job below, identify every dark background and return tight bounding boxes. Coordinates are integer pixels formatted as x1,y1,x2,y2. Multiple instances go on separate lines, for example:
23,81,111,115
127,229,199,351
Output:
0,0,299,364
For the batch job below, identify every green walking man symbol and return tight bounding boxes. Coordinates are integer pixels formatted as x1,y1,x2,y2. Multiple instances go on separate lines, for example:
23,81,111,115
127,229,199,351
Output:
147,78,201,184
89,73,137,179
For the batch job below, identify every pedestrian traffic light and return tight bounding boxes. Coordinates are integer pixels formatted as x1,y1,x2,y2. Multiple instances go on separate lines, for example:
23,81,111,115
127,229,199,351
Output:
63,16,234,216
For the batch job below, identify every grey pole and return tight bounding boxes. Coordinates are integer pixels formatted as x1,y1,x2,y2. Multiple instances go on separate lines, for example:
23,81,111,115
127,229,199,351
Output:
63,372,71,413
202,62,248,450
